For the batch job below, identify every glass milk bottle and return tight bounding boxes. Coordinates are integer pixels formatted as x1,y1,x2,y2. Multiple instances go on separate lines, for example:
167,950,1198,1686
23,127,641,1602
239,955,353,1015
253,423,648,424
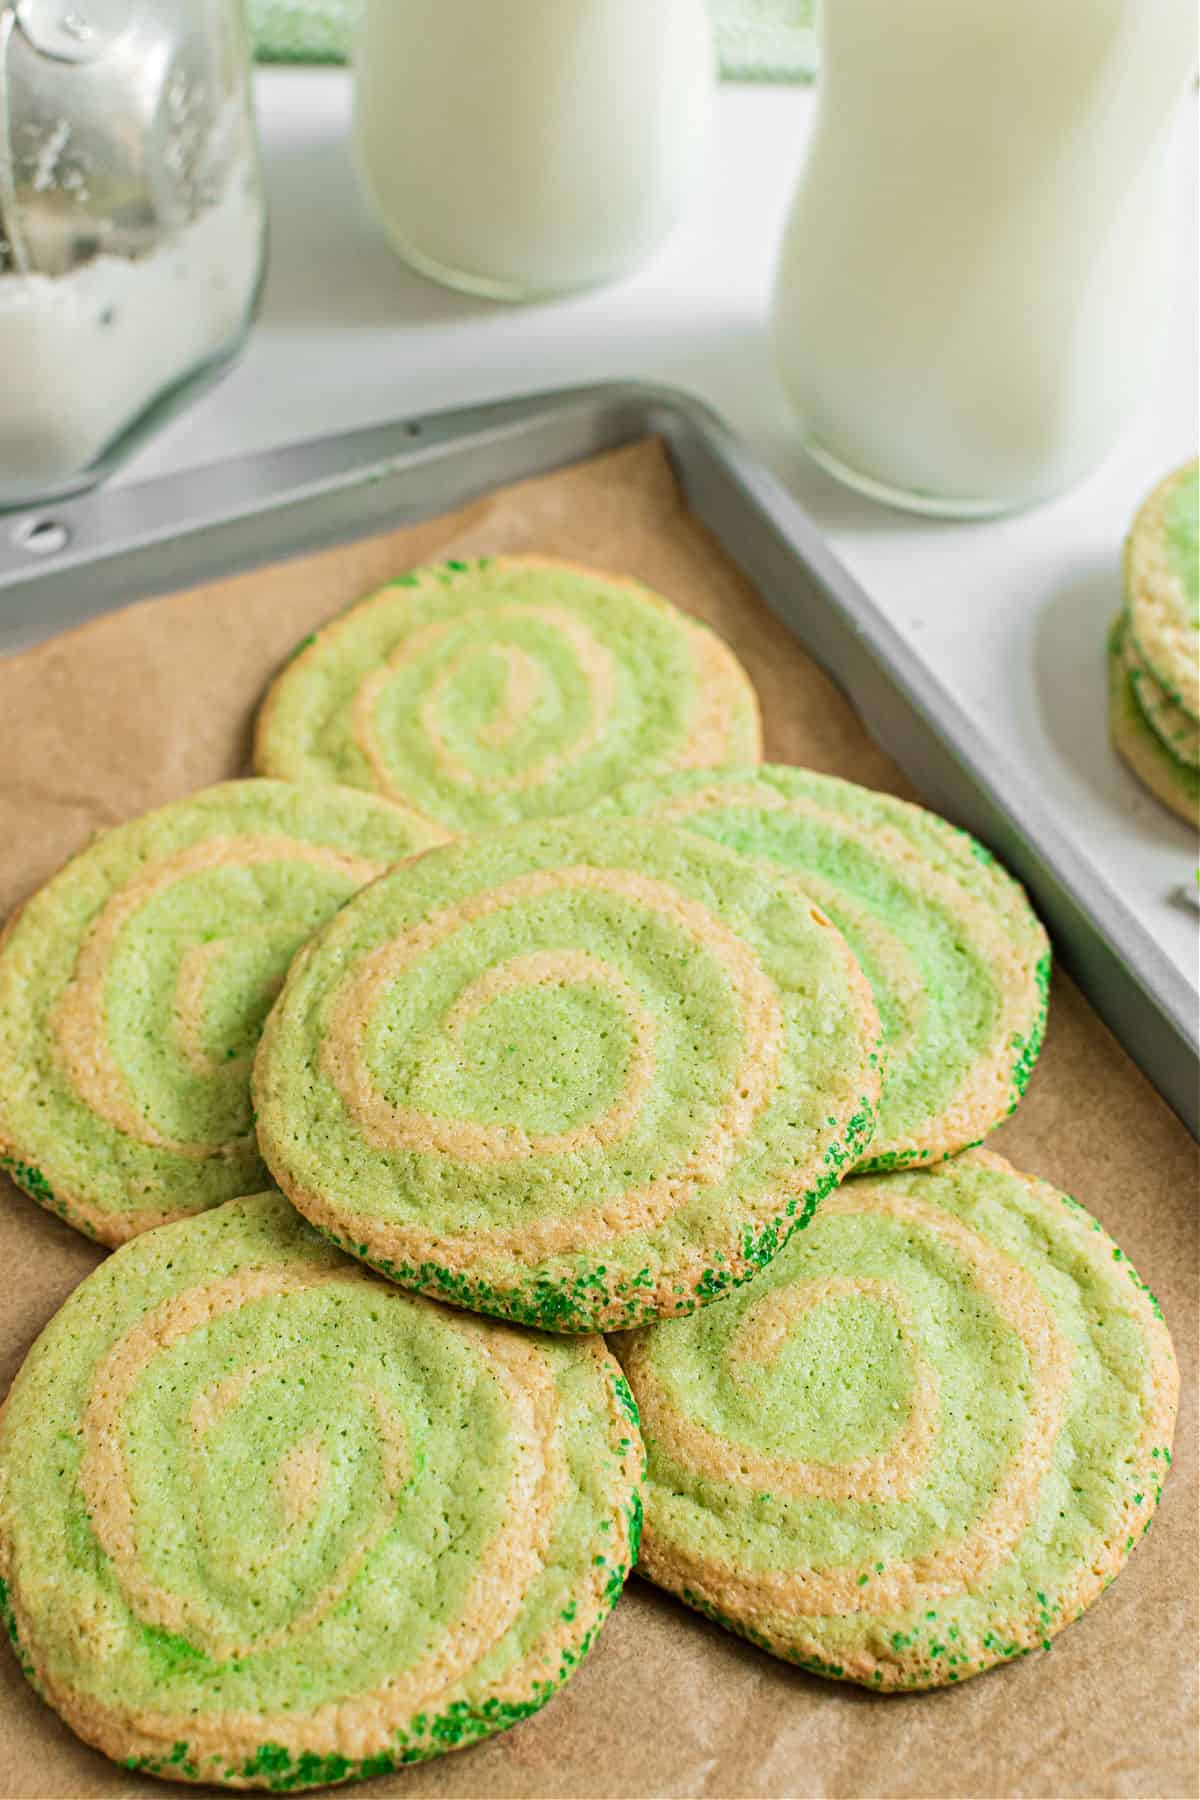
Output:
353,0,714,301
771,0,1199,516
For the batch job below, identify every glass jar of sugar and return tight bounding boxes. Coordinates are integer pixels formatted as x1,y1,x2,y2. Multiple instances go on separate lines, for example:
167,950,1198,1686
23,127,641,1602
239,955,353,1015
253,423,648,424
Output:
353,0,715,301
0,0,266,509
771,0,1198,517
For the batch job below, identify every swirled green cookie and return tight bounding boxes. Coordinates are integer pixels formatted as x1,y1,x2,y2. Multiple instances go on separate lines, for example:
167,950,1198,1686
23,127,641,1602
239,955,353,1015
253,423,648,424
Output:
597,767,1050,1170
0,1193,643,1789
615,1148,1178,1692
253,817,883,1332
0,780,448,1246
1124,459,1199,722
1109,617,1200,827
253,556,762,831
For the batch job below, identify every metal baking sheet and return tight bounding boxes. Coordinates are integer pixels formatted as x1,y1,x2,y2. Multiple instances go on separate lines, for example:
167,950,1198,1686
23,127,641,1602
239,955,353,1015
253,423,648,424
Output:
0,379,1195,1136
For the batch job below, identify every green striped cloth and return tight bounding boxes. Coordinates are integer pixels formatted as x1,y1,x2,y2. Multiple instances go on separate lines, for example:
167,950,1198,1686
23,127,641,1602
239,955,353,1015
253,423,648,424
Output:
249,0,817,80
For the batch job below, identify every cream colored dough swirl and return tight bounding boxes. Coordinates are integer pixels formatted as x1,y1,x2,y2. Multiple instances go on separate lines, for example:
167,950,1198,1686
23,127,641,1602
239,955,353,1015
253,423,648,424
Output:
319,864,783,1259
56,837,385,1159
619,1149,1178,1690
644,782,1037,1144
253,556,763,832
625,1185,1072,1617
82,1305,580,1768
678,1276,941,1504
0,1195,644,1786
76,1267,562,1698
0,780,448,1245
80,1266,416,1663
252,817,882,1332
598,769,1051,1166
353,604,619,798
172,922,322,1080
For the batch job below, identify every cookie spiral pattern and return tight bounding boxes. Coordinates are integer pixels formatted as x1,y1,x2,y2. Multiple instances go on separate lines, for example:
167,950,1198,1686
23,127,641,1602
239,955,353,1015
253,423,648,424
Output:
0,781,448,1245
0,1194,643,1789
252,818,883,1332
253,556,762,832
616,1149,1178,1691
598,767,1050,1169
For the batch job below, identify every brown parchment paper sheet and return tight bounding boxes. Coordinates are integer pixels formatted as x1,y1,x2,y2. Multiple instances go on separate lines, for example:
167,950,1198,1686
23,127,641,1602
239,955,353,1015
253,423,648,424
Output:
0,440,1195,1800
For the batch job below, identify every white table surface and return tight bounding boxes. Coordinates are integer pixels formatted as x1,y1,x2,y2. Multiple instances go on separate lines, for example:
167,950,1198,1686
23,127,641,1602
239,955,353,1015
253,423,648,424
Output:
114,67,1200,990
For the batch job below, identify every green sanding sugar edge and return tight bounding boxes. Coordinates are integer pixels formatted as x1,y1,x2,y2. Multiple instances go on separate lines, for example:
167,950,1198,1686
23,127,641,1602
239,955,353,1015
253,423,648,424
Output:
657,1432,1170,1693
313,1081,880,1333
674,1581,1035,1691
0,1152,83,1234
0,1577,39,1688
1008,949,1053,1111
116,1561,638,1789
43,1399,643,1793
857,942,1049,1178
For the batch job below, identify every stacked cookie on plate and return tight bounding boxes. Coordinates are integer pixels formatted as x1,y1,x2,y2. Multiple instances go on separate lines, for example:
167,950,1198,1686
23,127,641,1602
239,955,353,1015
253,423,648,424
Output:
1109,459,1199,825
0,556,1178,1789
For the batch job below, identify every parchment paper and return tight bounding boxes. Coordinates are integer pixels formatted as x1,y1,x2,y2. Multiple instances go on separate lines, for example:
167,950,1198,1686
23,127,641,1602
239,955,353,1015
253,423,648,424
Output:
0,441,1195,1800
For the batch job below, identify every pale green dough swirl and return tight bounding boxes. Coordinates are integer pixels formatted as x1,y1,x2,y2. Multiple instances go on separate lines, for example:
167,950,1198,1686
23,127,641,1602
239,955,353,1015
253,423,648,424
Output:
597,767,1050,1169
253,816,883,1332
616,1150,1177,1691
254,556,762,832
0,780,448,1245
0,1194,643,1789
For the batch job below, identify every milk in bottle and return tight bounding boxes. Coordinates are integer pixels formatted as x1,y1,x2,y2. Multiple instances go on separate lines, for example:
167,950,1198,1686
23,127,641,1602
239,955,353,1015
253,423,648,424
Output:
354,0,715,301
771,0,1198,514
